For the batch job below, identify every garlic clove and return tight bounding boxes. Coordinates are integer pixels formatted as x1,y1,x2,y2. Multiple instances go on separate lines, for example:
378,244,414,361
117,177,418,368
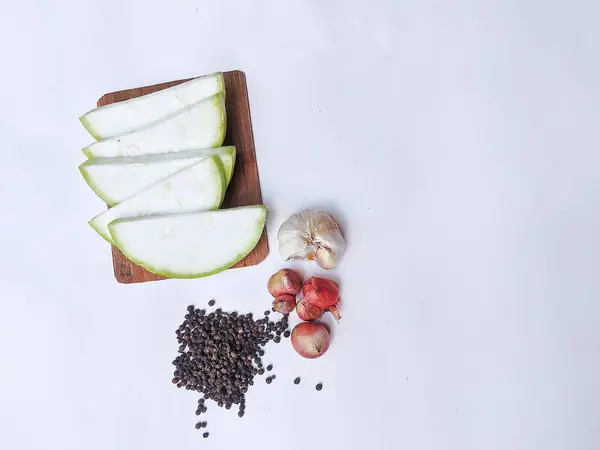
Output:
315,247,337,270
278,210,345,269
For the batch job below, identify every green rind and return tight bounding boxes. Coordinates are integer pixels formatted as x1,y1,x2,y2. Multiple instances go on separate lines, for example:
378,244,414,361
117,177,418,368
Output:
79,115,102,141
214,93,227,147
82,143,96,159
108,206,267,279
206,155,227,209
79,164,119,206
225,147,236,184
89,216,114,244
216,72,226,101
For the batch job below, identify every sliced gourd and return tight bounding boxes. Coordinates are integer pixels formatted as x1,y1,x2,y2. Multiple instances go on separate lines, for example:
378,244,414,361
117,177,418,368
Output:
83,94,226,159
80,72,225,140
109,206,266,278
89,155,225,244
79,146,236,206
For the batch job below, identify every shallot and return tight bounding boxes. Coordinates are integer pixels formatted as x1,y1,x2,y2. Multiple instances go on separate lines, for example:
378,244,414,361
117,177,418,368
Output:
296,298,323,321
267,269,302,297
297,277,341,322
291,322,330,359
272,295,296,314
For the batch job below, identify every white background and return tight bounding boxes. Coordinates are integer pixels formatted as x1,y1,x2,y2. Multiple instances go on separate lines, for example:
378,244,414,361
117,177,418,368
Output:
0,1,599,449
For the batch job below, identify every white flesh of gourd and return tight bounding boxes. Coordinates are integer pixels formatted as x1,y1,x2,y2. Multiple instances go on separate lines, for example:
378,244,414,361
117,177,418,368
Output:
79,146,236,206
89,155,225,244
80,72,225,140
109,206,266,278
83,94,226,159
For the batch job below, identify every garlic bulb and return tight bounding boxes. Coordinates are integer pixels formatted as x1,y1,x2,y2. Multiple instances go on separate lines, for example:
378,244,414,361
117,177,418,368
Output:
278,210,345,269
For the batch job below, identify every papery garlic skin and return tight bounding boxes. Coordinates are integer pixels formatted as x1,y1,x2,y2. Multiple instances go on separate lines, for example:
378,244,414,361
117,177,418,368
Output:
278,210,345,269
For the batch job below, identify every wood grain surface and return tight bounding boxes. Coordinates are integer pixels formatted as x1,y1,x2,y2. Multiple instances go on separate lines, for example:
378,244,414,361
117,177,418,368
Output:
95,71,268,283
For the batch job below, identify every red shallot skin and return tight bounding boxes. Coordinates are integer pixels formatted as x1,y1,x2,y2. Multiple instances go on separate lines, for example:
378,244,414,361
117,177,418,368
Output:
267,269,302,297
291,322,330,359
300,277,341,321
272,295,296,314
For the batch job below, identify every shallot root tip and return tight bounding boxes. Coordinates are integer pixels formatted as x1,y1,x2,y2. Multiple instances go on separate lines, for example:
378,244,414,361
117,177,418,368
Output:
330,305,342,322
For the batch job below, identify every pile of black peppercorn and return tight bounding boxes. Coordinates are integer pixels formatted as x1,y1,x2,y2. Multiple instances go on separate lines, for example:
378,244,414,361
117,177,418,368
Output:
172,300,290,434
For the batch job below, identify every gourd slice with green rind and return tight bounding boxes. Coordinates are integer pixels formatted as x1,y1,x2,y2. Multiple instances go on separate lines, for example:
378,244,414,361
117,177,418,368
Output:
89,155,225,244
109,206,266,278
83,94,226,159
79,146,236,206
80,72,225,140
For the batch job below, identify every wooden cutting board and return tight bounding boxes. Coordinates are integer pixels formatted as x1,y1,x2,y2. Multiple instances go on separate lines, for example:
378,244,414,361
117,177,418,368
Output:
95,70,268,283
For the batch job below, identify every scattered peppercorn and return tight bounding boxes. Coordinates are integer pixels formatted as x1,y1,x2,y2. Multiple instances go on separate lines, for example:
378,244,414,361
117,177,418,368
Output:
264,310,270,316
238,410,245,418
201,421,207,428
284,331,291,338
203,432,209,438
195,422,202,429
266,377,272,384
267,364,273,371
208,299,216,306
294,377,301,385
274,336,281,343
316,383,323,391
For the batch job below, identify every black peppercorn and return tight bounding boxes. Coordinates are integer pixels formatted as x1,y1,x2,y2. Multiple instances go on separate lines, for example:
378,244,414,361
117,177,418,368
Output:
172,302,289,435
267,364,273,371
316,383,323,391
195,422,201,429
208,299,216,306
284,331,291,338
203,432,209,438
294,377,301,385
